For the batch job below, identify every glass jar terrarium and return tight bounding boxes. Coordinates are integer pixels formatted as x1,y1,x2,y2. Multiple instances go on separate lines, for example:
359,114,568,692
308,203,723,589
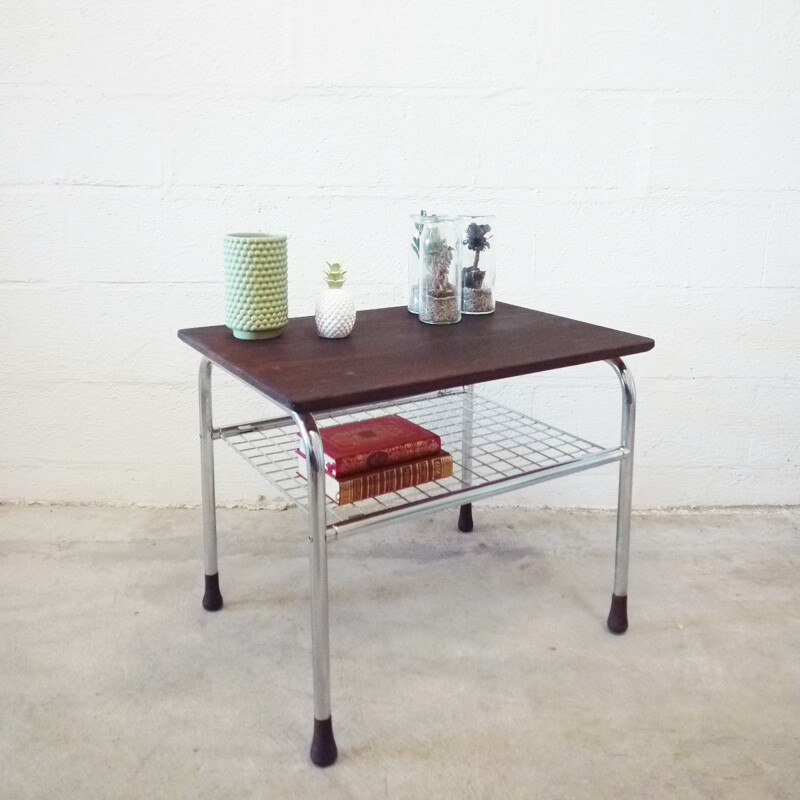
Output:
418,216,461,325
460,215,495,314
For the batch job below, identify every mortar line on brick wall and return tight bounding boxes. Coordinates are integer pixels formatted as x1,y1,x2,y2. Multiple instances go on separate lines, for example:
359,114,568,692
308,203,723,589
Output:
5,375,210,385
6,279,786,292
282,2,293,75
0,181,163,190
745,383,758,465
92,184,800,203
532,201,538,290
4,82,799,99
160,110,170,191
2,184,798,204
761,206,772,287
642,95,655,191
0,279,222,286
470,108,491,189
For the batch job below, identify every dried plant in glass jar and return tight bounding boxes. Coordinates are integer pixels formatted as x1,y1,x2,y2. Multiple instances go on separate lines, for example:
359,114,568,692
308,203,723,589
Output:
461,215,495,314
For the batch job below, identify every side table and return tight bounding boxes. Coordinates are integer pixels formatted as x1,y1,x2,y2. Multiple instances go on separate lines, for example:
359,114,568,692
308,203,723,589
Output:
178,302,654,766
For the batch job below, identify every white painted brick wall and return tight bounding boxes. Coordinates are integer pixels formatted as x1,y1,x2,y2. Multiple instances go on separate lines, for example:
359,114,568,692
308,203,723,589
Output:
2,1,799,508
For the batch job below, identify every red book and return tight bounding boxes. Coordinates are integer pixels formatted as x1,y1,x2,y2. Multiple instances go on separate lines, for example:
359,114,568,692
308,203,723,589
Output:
297,449,453,505
297,415,441,478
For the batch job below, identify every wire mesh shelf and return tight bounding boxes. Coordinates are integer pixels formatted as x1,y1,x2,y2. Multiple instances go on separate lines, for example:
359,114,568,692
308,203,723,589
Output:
217,389,621,533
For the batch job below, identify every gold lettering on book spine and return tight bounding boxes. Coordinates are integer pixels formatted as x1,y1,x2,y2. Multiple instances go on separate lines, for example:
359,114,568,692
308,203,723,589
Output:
337,454,452,505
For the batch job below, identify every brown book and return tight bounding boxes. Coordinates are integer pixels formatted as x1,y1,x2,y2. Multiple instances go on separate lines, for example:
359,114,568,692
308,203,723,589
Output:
297,449,453,505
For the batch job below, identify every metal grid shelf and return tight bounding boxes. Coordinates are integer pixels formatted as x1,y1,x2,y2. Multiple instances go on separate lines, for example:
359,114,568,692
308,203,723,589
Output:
217,389,624,535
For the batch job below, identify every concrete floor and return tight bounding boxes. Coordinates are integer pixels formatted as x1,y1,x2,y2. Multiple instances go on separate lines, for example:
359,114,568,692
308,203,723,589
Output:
1,504,798,799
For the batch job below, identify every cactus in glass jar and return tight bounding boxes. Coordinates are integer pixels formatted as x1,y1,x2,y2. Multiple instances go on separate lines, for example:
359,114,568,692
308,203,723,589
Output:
419,217,461,324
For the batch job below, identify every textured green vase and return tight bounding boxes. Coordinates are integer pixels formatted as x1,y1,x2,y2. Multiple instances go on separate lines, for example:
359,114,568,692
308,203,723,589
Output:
224,233,288,340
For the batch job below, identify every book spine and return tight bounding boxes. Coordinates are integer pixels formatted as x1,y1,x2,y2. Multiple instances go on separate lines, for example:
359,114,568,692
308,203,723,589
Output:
337,453,453,504
333,435,441,477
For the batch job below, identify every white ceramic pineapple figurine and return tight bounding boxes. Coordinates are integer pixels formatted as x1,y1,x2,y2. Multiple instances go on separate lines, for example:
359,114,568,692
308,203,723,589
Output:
315,262,357,338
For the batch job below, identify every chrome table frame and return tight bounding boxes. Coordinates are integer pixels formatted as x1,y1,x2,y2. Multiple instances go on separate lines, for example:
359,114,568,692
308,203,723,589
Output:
196,356,637,767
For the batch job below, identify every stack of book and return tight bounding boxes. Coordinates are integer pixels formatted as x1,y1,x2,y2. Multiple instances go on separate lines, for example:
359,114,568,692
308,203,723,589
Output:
296,415,453,505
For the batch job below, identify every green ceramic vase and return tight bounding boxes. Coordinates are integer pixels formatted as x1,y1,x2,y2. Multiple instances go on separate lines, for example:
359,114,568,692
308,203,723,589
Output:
224,233,288,340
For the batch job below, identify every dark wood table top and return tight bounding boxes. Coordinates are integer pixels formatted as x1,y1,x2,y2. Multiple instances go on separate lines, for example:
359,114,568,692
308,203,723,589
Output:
178,302,654,414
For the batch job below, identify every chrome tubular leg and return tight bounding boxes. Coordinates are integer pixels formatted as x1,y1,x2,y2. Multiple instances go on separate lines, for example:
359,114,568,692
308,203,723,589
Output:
606,358,637,634
458,384,475,532
199,358,223,611
293,411,338,767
